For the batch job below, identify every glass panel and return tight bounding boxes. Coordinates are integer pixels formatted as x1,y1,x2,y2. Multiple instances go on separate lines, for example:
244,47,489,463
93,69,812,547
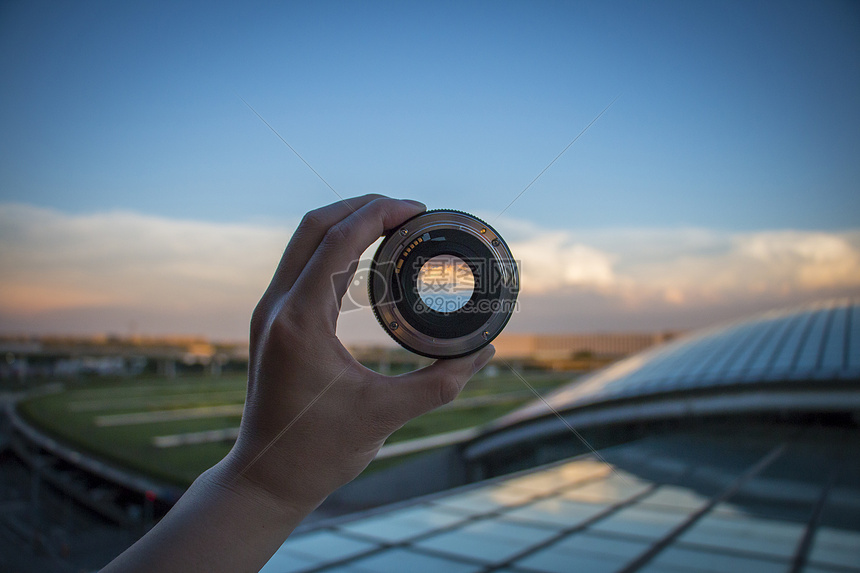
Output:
650,332,731,389
277,530,377,562
638,485,711,512
817,305,848,374
742,314,798,378
808,526,860,569
514,546,631,573
431,483,537,514
678,514,805,559
697,322,765,384
414,518,558,563
347,548,483,573
767,310,817,377
608,332,712,392
589,506,688,540
338,504,470,542
460,518,560,541
550,531,651,560
733,470,824,507
561,475,651,504
711,501,814,523
554,459,614,482
600,353,672,395
848,303,860,371
792,307,831,375
721,317,782,382
503,459,609,494
503,498,608,527
643,456,690,477
672,330,745,387
649,546,789,573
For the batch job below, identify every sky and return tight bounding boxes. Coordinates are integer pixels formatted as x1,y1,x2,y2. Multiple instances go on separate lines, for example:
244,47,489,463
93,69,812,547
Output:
1,0,859,343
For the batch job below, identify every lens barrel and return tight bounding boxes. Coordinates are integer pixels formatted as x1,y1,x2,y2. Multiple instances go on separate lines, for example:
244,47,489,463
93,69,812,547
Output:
369,209,519,358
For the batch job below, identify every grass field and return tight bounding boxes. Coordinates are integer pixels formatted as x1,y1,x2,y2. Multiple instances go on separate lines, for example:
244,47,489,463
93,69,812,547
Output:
18,368,578,487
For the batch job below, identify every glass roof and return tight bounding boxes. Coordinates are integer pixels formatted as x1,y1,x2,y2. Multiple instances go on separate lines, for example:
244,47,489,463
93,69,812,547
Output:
495,298,860,428
260,430,860,572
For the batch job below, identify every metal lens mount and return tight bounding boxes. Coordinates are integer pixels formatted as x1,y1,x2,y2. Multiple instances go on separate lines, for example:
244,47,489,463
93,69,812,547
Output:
369,209,519,359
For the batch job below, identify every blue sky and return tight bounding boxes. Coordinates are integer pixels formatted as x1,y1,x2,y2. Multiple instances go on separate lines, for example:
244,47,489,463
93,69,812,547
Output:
1,1,859,339
3,0,858,228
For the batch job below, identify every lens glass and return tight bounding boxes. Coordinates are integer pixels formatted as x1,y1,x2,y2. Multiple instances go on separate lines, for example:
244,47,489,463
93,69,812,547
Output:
417,254,475,313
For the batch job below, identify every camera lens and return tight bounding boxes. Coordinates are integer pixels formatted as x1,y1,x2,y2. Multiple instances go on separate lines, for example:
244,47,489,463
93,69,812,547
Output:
368,209,519,358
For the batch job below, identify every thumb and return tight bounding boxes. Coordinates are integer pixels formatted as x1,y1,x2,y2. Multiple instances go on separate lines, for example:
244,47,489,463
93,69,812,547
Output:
383,345,495,423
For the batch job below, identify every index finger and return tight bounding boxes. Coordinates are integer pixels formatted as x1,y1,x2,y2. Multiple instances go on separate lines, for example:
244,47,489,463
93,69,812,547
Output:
289,197,426,319
266,194,385,295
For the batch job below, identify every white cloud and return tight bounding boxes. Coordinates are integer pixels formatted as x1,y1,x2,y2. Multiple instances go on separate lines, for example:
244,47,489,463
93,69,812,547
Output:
1,203,858,339
0,203,292,317
504,224,860,307
511,232,617,293
736,231,860,290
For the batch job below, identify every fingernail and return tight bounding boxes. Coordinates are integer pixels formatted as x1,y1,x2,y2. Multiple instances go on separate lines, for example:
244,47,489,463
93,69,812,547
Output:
473,345,495,372
402,199,426,209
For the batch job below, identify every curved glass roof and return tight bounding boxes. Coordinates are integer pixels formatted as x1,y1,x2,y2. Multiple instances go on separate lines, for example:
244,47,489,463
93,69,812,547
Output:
262,429,860,572
494,298,860,429
259,300,860,572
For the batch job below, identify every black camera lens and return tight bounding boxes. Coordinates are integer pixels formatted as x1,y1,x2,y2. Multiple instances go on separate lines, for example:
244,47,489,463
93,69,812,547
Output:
368,209,519,358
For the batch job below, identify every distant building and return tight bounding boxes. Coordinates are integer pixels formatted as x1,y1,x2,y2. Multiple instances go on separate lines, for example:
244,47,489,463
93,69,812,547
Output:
0,335,250,381
492,331,680,370
0,330,678,381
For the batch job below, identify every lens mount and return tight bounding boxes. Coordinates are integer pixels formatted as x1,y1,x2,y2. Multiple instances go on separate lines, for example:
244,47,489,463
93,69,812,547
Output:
369,209,519,358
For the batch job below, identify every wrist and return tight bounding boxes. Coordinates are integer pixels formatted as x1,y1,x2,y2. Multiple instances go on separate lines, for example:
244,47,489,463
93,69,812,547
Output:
202,453,323,529
210,450,325,524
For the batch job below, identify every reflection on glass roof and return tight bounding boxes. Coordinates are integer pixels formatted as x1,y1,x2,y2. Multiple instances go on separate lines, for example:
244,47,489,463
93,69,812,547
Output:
497,299,860,428
261,430,860,572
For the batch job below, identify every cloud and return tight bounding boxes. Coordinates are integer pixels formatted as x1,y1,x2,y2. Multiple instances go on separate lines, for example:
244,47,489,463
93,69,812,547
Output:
504,223,860,306
511,232,617,293
737,231,860,290
1,203,858,339
0,204,293,332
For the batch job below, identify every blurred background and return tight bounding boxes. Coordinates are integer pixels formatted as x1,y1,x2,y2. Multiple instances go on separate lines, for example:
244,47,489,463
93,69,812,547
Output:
1,1,858,571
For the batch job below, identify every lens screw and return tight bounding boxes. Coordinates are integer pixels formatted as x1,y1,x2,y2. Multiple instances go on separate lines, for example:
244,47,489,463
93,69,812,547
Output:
482,331,490,340
389,321,399,330
492,238,500,247
400,228,408,236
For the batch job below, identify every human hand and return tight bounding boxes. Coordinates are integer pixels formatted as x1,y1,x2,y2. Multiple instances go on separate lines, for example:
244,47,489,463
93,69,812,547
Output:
102,195,497,573
221,194,495,513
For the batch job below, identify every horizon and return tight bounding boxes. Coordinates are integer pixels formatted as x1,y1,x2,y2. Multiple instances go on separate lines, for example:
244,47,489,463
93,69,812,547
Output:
1,1,858,343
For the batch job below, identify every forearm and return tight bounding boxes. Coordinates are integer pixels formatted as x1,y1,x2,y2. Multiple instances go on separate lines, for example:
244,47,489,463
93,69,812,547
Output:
101,455,319,573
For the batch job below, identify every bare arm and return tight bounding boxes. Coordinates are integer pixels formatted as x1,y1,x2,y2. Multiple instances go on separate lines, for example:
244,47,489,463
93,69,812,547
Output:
101,195,495,572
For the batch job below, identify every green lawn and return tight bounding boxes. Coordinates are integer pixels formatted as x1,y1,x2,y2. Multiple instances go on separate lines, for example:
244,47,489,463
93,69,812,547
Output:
18,369,577,487
18,375,248,485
